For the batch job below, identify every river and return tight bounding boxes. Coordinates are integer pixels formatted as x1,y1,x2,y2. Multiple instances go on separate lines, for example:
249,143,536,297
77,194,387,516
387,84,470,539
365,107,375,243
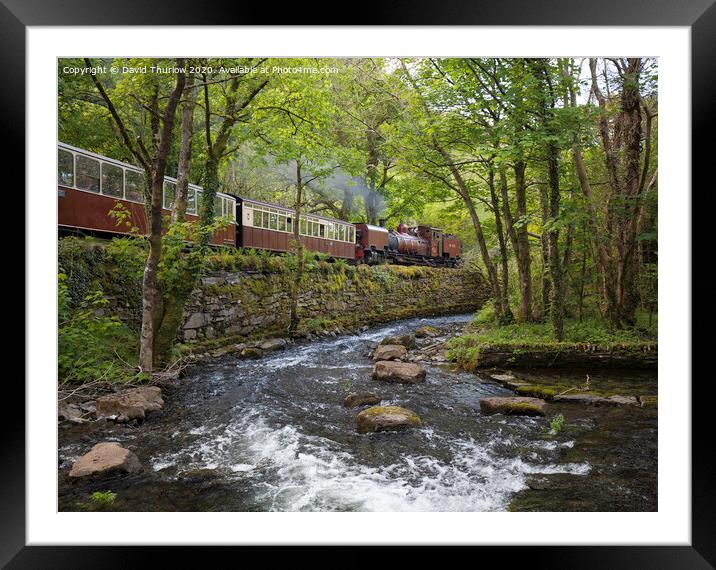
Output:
58,313,657,512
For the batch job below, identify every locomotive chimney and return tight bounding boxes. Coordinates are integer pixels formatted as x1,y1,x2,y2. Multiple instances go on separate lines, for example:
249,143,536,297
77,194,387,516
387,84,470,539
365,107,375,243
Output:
378,218,386,227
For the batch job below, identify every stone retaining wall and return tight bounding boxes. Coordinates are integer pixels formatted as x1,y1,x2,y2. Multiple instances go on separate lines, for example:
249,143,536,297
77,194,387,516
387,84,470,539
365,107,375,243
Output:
179,265,489,343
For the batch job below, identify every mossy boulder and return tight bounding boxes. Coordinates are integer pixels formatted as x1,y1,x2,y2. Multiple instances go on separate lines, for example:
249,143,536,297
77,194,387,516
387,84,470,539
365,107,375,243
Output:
356,405,422,433
372,360,426,384
479,396,546,417
240,347,264,359
372,344,407,361
415,325,441,338
639,395,658,408
343,392,382,409
515,384,559,400
552,393,608,405
260,338,288,352
380,334,416,349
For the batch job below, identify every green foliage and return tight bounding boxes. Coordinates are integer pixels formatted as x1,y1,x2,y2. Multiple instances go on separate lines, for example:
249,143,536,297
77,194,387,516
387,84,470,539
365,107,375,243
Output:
58,271,138,384
77,490,117,511
549,413,565,435
473,301,497,325
447,316,657,371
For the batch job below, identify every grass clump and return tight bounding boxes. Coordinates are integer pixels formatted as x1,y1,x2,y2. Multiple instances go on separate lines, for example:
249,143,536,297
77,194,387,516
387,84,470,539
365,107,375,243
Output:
549,413,565,435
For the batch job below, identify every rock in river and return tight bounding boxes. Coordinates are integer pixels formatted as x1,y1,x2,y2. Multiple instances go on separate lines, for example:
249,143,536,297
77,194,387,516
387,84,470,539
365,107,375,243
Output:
372,344,407,361
380,334,416,349
68,442,142,478
58,401,88,424
356,405,422,433
372,360,426,383
240,347,264,359
260,338,288,352
415,325,441,338
343,392,382,409
479,396,546,417
95,386,164,423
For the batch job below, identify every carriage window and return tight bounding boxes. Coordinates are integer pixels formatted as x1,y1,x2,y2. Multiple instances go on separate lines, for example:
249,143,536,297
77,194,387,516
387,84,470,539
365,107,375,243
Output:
339,225,346,241
349,227,355,242
58,149,74,186
226,200,235,221
163,181,176,210
319,224,325,238
269,212,278,230
186,188,197,215
213,195,223,218
125,170,144,202
278,215,286,232
75,155,100,193
286,217,293,233
101,163,124,198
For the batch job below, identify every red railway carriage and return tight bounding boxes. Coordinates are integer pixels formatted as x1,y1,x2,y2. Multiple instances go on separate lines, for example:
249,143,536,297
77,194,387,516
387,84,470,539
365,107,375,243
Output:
238,197,356,260
57,143,460,267
57,143,236,247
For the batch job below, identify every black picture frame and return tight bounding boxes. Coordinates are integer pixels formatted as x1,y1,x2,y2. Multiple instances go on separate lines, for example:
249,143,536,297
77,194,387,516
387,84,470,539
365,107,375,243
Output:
8,1,711,567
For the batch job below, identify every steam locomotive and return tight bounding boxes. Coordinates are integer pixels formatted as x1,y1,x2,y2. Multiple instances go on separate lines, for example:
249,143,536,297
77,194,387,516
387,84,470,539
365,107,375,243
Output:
355,222,461,267
57,142,462,267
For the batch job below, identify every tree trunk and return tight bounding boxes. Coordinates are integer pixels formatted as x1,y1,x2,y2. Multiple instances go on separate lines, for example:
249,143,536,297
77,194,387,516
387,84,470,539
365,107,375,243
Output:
513,161,533,322
153,74,200,366
365,128,380,225
288,162,306,333
488,168,509,301
614,58,644,327
546,141,565,341
499,166,532,322
435,143,513,323
539,183,552,320
138,64,186,372
172,73,196,223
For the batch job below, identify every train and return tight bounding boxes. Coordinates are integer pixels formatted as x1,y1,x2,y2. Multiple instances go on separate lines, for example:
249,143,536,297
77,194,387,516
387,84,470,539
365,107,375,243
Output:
57,142,462,267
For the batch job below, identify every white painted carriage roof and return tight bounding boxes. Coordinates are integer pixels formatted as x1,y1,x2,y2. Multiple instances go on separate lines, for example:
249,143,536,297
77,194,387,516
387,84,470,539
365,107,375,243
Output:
57,142,233,201
237,196,353,226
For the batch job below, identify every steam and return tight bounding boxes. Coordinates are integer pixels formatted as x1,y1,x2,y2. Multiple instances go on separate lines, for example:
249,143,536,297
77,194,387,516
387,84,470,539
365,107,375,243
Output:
224,148,385,221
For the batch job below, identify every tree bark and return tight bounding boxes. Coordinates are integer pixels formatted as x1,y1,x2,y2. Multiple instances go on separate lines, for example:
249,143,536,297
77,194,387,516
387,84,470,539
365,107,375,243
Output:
288,161,306,333
172,73,196,223
488,168,509,301
139,63,186,372
153,73,200,366
539,183,552,320
546,140,565,340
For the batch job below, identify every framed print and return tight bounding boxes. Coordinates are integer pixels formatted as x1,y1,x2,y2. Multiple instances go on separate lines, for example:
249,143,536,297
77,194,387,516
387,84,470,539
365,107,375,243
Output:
7,0,712,566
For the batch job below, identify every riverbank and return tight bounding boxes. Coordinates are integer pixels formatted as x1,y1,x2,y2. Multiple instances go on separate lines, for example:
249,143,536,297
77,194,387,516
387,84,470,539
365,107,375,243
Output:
58,236,489,386
58,313,657,512
447,317,657,371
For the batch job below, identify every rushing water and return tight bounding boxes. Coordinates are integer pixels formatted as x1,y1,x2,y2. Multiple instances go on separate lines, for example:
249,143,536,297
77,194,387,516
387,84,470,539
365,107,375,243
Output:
58,314,657,512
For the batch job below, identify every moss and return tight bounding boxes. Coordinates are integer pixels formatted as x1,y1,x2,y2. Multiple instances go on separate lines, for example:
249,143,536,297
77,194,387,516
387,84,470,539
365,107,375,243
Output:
639,395,658,408
515,385,559,400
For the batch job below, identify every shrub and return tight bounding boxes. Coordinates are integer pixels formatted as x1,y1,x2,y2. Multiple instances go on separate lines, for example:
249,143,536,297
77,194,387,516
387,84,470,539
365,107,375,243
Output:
58,270,138,385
